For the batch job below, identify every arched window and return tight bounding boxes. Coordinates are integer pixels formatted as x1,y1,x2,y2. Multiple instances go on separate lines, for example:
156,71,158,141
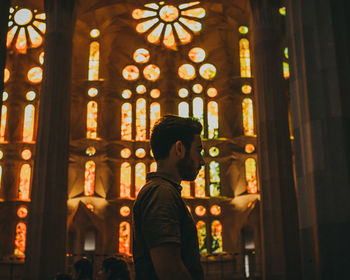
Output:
245,158,257,194
86,101,98,139
136,98,147,141
84,160,95,196
23,104,35,142
14,222,26,257
88,41,100,80
181,181,191,197
150,162,157,172
178,102,189,117
196,221,207,253
193,97,204,127
207,101,218,139
239,38,251,77
211,220,223,253
242,98,254,136
84,229,96,251
209,161,220,197
119,221,130,254
194,166,205,197
19,164,31,200
0,105,7,142
121,103,132,140
135,162,146,196
120,162,131,198
150,102,160,131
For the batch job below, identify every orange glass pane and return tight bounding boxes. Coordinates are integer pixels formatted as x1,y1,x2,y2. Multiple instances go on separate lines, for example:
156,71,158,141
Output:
145,3,159,9
193,97,204,128
159,5,179,22
135,162,146,196
143,64,160,81
15,27,27,53
17,206,28,218
27,67,43,83
35,13,46,20
195,205,206,216
179,2,200,9
163,24,176,49
178,17,202,32
7,26,18,47
85,146,96,156
283,62,290,79
120,162,131,198
208,101,219,139
245,158,257,194
242,85,252,94
122,65,139,81
133,48,150,63
0,105,7,142
239,39,251,77
120,206,131,217
194,166,205,197
23,105,35,142
136,18,159,33
245,144,255,153
147,22,164,44
21,149,32,160
210,205,221,216
150,162,157,172
178,64,196,80
196,220,207,253
84,161,95,196
181,8,206,18
120,148,131,159
173,22,192,44
199,63,216,80
211,220,223,253
136,99,146,141
136,84,146,94
119,222,130,254
0,166,2,189
86,101,98,139
135,148,146,158
14,223,26,257
19,164,31,200
242,98,254,136
132,9,157,20
150,89,160,98
188,47,206,63
150,102,161,131
4,68,10,83
178,102,189,118
192,84,203,93
121,103,132,140
27,25,42,48
181,181,191,197
32,20,46,34
207,87,218,98
88,42,100,81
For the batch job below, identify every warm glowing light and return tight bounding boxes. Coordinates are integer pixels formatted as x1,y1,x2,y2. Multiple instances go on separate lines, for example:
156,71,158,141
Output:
242,98,254,136
193,97,204,128
27,25,42,48
238,25,249,34
23,105,35,142
0,106,7,142
159,5,179,22
143,64,160,81
179,2,201,9
150,89,160,98
133,48,150,63
147,22,164,44
21,149,32,160
194,166,205,197
122,89,132,99
4,68,10,83
85,146,96,156
136,85,147,94
14,9,33,25
2,92,8,101
173,22,192,44
6,26,18,48
179,102,189,117
150,102,161,131
181,181,191,197
284,47,289,59
178,88,189,98
207,87,218,98
150,162,157,172
245,144,255,153
120,206,131,217
14,223,26,257
26,91,36,101
209,147,219,157
239,39,251,77
245,158,257,194
86,101,98,139
192,84,203,94
137,18,160,34
181,8,206,18
135,162,146,196
119,222,130,254
188,47,206,63
209,161,221,197
122,65,139,81
19,164,31,200
88,88,98,97
210,205,221,216
27,67,42,83
88,42,100,81
242,85,252,94
136,99,147,141
283,62,290,79
179,17,202,32
0,150,3,159
39,52,44,65
120,162,131,197
121,103,132,140
86,203,94,212
84,160,95,196
132,9,157,20
178,64,196,80
208,101,219,139
163,24,176,48
120,148,131,159
279,7,286,16
199,64,216,80
211,220,223,253
17,207,28,218
90,29,100,38
135,148,146,158
195,205,206,216
197,221,207,253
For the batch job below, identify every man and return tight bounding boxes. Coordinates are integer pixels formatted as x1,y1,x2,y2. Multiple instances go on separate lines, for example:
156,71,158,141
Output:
133,115,205,280
72,258,93,280
99,257,130,280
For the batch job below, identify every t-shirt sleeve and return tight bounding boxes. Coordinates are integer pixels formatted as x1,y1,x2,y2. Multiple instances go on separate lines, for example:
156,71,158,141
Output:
140,184,182,249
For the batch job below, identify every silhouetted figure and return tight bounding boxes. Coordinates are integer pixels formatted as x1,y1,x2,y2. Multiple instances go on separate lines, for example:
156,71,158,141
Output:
73,258,93,280
54,273,72,280
99,257,130,280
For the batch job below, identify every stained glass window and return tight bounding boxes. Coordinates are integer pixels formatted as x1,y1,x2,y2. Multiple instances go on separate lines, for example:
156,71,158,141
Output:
23,105,35,142
207,87,218,98
122,89,132,99
134,48,150,63
283,62,290,79
178,88,189,98
242,98,254,136
17,206,28,218
245,144,255,154
136,84,146,94
120,206,131,217
88,42,100,81
88,88,98,97
87,101,98,139
136,99,146,141
135,148,146,158
178,64,196,80
122,65,140,81
209,147,219,157
245,158,257,194
143,64,160,81
195,205,206,216
209,161,221,197
0,105,7,142
193,97,204,129
135,162,146,196
27,67,42,83
85,146,96,156
84,160,95,196
239,39,251,77
242,85,252,94
119,222,130,254
181,181,191,197
199,63,216,80
26,91,36,101
239,26,249,34
196,221,207,253
4,68,10,83
19,164,31,200
90,29,100,38
207,101,219,139
188,47,206,63
178,102,189,117
150,162,157,172
0,166,2,190
150,102,161,131
120,148,131,159
14,222,26,257
150,89,160,98
211,220,223,253
121,103,132,140
194,166,205,197
210,205,221,216
21,149,32,160
120,162,131,198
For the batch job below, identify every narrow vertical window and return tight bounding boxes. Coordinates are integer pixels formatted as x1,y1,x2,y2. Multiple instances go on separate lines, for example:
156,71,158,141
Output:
178,102,189,117
0,165,2,190
0,105,7,142
87,101,98,139
84,160,95,196
196,221,207,253
283,62,290,79
121,103,132,140
119,221,130,254
207,101,219,139
150,162,157,172
84,230,96,251
150,102,161,132
194,166,205,197
19,164,31,200
193,97,204,128
239,38,251,77
135,162,146,197
136,98,147,141
245,158,257,194
88,41,100,81
211,220,223,253
209,161,221,197
23,105,35,142
14,222,26,257
242,98,254,136
181,181,191,197
120,162,131,198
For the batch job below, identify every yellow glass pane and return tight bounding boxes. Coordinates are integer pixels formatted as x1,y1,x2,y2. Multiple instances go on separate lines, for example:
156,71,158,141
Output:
122,65,139,81
135,163,146,196
242,85,252,94
150,102,161,131
239,39,251,77
238,25,249,34
21,149,32,160
27,25,42,48
32,20,46,34
147,22,164,44
181,8,206,19
119,222,130,254
143,64,160,81
245,144,255,153
121,103,132,140
84,160,95,196
23,105,35,142
173,22,192,44
245,158,257,194
136,99,147,141
132,9,157,20
194,166,205,197
150,89,160,98
27,67,43,83
135,148,146,158
16,27,27,53
279,7,286,16
14,222,26,257
133,48,150,63
178,17,202,32
195,205,206,216
87,101,98,139
196,220,207,253
199,63,216,80
178,102,189,117
4,68,10,83
181,181,191,197
88,42,100,81
136,18,159,33
90,29,100,38
188,47,206,63
179,2,200,9
163,24,176,49
242,98,254,136
19,164,31,200
192,84,203,94
120,206,131,217
150,162,157,172
6,26,18,47
208,101,219,139
211,220,223,253
207,87,218,98
120,148,131,159
122,89,132,99
120,162,131,197
178,64,196,80
0,105,7,142
159,5,179,22
178,88,189,98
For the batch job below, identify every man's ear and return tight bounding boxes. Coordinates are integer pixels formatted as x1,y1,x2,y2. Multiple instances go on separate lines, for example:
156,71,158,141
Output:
174,140,186,158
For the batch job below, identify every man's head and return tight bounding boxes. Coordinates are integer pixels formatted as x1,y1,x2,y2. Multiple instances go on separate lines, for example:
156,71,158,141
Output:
73,258,92,280
100,257,130,280
150,115,204,181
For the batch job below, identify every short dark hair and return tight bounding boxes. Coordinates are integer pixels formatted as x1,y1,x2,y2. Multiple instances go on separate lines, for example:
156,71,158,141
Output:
102,257,130,280
150,115,202,161
74,258,92,279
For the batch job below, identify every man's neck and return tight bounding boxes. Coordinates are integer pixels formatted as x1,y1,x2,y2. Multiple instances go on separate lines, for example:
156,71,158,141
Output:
156,162,181,185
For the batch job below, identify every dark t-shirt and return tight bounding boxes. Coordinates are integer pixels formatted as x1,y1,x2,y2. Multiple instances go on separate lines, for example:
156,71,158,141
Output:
132,172,204,280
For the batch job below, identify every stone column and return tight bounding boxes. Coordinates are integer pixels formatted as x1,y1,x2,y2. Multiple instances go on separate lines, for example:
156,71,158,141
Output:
249,0,302,279
24,0,76,279
286,0,350,279
0,0,10,104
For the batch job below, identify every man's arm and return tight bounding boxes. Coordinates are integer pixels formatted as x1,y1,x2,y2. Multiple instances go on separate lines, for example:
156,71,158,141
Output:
150,243,192,280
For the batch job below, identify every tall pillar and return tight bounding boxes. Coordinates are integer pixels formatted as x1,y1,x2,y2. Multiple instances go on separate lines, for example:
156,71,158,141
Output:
0,0,10,104
24,0,75,279
287,0,350,279
249,0,302,279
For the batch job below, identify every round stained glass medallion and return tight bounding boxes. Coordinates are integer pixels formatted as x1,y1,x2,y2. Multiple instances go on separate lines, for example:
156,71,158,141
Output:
150,89,160,98
120,206,131,217
159,5,179,22
178,88,189,98
238,25,249,34
27,67,43,83
136,85,146,94
122,89,132,99
14,9,33,25
4,68,10,83
195,205,206,216
199,63,216,80
120,148,131,159
133,48,150,63
17,206,28,218
192,84,203,94
85,146,96,156
178,64,196,80
279,7,286,16
122,65,139,81
188,47,206,63
207,87,218,98
88,88,98,97
135,148,146,158
2,92,8,101
209,147,219,157
210,205,221,216
21,149,32,160
143,64,160,81
90,29,100,38
242,85,252,94
245,144,255,154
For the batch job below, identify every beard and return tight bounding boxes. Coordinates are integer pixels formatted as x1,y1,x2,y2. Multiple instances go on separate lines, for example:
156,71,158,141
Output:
176,150,198,181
